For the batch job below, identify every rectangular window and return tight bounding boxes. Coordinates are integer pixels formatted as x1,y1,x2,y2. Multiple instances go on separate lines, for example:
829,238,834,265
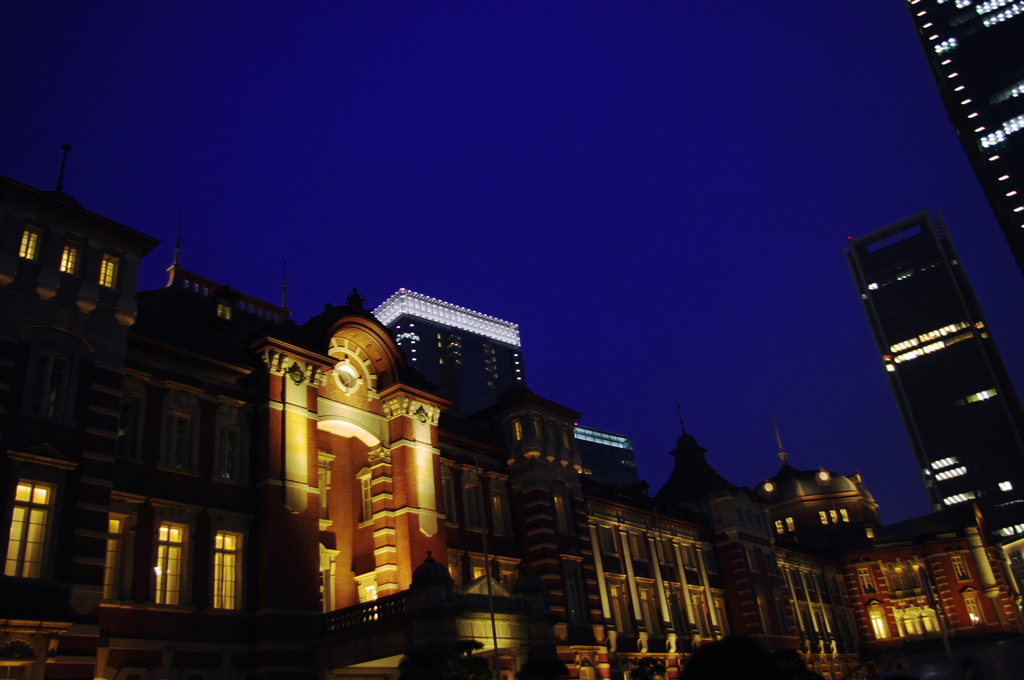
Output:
18,229,39,260
786,516,795,531
4,480,53,578
746,546,759,572
360,476,372,523
964,593,984,625
216,301,233,320
598,526,617,554
99,254,119,288
60,245,80,274
763,550,777,575
775,519,784,534
628,532,647,561
829,509,839,523
951,554,971,581
30,350,71,418
640,587,660,636
217,427,240,479
858,566,877,594
511,419,523,441
869,605,888,639
681,543,697,569
464,484,482,528
553,492,571,533
562,425,572,449
103,516,123,599
213,531,241,609
115,398,138,457
492,487,511,534
442,468,457,523
563,564,585,624
163,413,191,468
703,547,719,574
610,582,631,634
819,510,829,525
839,508,850,522
155,523,185,605
691,589,711,637
533,415,545,439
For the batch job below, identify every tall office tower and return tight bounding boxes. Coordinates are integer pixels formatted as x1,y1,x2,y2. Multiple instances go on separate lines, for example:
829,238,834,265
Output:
373,288,525,417
908,1,1024,275
573,425,641,486
846,209,1024,532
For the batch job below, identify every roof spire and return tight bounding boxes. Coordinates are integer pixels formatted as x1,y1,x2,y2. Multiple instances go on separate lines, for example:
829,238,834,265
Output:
772,416,788,465
173,214,183,266
676,401,686,435
281,261,289,311
54,144,72,193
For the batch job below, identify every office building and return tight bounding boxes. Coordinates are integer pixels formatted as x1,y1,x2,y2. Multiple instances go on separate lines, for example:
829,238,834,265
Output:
574,425,640,486
846,209,1024,531
908,0,1024,275
373,288,525,417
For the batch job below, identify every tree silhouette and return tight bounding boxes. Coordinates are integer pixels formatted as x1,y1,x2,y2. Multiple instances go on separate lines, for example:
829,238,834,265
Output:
629,657,666,680
399,640,490,680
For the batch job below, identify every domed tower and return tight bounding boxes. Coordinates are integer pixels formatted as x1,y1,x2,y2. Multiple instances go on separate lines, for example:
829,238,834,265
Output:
758,440,880,553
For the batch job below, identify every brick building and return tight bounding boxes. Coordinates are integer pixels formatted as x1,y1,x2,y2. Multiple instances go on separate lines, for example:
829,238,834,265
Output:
1,174,1021,680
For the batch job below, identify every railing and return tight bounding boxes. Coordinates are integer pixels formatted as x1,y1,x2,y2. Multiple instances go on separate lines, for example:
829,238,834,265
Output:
322,592,407,635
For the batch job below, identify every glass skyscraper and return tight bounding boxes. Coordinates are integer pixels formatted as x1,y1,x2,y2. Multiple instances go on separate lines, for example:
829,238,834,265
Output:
574,425,641,487
373,288,525,417
908,0,1024,275
846,210,1024,532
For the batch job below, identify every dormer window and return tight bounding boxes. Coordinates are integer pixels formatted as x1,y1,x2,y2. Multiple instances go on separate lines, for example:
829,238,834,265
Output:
216,300,233,320
18,228,40,260
60,245,80,274
99,254,119,288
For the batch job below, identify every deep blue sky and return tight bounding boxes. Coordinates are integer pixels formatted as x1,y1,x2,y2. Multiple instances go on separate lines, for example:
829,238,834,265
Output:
4,1,1023,524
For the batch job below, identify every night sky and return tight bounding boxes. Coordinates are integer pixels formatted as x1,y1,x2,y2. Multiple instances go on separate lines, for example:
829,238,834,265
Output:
4,2,1023,525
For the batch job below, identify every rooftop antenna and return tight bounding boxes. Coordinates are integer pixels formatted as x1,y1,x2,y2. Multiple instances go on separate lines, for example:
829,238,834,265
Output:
676,401,686,435
54,144,72,193
173,214,183,266
771,416,788,465
281,261,289,310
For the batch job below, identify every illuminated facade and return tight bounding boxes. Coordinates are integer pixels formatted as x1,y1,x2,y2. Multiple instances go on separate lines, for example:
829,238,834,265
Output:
2,175,1021,680
907,0,1024,275
846,210,1024,531
373,288,525,417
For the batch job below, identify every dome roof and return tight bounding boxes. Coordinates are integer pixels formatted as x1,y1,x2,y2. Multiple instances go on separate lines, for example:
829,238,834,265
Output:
411,552,454,588
760,464,867,505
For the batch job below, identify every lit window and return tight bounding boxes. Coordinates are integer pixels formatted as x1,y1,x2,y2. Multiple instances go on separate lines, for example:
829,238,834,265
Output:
155,523,185,604
4,480,53,578
360,475,373,523
840,508,850,522
103,516,124,599
819,511,829,525
965,389,997,403
598,526,617,554
30,350,71,419
18,229,40,260
163,413,191,468
60,245,79,274
217,427,241,479
999,481,1013,492
829,509,839,523
213,531,242,609
216,301,233,320
931,457,959,470
533,415,545,440
935,466,967,481
774,519,784,534
511,419,523,441
869,605,889,639
943,491,977,505
963,593,984,624
98,254,119,288
785,516,795,532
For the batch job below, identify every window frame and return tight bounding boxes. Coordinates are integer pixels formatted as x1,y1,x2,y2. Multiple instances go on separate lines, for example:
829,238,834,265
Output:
212,530,243,610
98,253,120,289
59,243,81,275
18,227,41,260
27,348,74,421
4,479,55,579
154,521,187,605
